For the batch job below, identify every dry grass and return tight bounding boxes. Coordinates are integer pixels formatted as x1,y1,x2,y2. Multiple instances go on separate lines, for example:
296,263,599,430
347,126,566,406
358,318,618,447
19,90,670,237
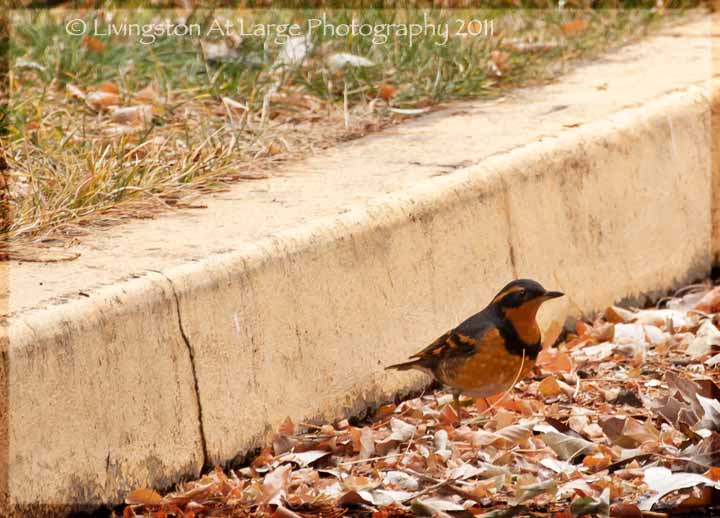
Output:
2,6,700,243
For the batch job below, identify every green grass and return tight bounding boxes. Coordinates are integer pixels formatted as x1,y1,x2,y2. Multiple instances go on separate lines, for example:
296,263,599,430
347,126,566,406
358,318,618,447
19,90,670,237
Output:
2,6,701,241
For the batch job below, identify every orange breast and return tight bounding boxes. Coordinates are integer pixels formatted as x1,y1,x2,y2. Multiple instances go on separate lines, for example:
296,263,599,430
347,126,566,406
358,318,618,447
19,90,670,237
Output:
437,328,535,397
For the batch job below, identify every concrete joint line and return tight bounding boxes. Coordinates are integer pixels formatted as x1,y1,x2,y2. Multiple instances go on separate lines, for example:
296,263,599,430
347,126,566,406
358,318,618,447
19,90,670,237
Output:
500,179,518,278
149,270,209,471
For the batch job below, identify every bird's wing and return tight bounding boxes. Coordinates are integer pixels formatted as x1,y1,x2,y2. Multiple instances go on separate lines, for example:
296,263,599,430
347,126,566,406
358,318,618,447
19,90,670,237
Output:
408,328,485,370
391,309,498,371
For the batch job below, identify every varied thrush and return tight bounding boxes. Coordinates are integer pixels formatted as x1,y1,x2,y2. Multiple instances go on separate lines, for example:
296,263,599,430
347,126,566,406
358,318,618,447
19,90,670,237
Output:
386,279,563,400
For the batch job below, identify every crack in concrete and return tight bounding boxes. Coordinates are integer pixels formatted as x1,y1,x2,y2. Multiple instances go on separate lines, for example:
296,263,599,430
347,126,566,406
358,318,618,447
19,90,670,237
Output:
150,270,209,472
501,184,519,278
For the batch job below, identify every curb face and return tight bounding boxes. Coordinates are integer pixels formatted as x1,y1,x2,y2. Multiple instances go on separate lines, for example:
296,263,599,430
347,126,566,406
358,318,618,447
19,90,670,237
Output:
5,274,204,515
2,17,717,515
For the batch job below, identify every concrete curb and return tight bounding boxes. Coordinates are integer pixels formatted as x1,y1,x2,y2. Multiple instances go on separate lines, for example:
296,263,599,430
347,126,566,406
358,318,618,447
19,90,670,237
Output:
5,273,204,515
2,20,717,516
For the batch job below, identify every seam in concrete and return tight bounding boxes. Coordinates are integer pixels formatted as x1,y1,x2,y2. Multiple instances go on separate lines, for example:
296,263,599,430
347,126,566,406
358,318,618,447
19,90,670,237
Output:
501,182,518,278
150,270,209,471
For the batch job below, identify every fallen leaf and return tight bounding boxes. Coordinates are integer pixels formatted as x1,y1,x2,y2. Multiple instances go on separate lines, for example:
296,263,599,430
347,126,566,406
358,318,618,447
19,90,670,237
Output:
541,431,596,461
495,424,533,447
111,105,153,126
489,50,510,75
262,464,292,505
543,320,564,349
686,320,720,358
377,84,397,102
695,286,720,313
511,479,557,505
327,53,374,70
605,306,635,323
82,35,105,53
614,323,646,344
570,488,609,517
561,19,589,36
126,488,163,506
696,394,720,431
438,403,459,425
359,426,375,459
577,342,616,361
705,466,720,481
382,471,419,491
609,503,642,517
640,467,717,510
97,82,120,94
278,416,295,435
537,348,573,374
539,375,564,397
275,450,330,467
134,83,159,103
66,83,85,100
86,91,120,110
388,418,416,442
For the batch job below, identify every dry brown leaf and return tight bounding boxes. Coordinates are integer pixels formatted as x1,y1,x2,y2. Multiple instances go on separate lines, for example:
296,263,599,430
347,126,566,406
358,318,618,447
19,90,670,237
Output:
539,375,563,397
495,424,533,447
111,105,153,126
705,466,720,481
542,320,564,350
86,91,120,110
695,286,720,313
609,503,642,517
134,83,159,104
541,431,596,461
377,84,397,102
126,488,163,506
82,35,106,53
536,348,572,373
582,452,611,472
438,403,459,425
97,82,120,94
489,50,510,75
66,83,85,100
359,426,375,459
278,416,295,435
605,305,635,323
561,19,589,36
262,464,292,505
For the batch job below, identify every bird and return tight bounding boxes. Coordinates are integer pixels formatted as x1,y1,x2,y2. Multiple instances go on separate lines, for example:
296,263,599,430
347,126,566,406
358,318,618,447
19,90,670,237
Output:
386,279,564,404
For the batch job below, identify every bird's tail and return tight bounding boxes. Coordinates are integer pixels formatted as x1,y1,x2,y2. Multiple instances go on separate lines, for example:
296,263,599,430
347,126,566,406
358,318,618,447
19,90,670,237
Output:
385,359,421,371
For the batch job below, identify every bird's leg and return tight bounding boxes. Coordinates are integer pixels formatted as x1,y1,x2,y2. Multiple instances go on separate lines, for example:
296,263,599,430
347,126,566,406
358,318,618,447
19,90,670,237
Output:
451,390,461,414
450,391,477,420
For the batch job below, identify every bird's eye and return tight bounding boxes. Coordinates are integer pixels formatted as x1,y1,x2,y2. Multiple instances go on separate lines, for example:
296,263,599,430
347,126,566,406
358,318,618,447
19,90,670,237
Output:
518,289,527,298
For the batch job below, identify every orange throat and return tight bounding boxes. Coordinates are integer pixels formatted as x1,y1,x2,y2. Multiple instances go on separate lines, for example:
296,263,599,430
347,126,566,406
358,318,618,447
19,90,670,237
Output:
503,301,542,344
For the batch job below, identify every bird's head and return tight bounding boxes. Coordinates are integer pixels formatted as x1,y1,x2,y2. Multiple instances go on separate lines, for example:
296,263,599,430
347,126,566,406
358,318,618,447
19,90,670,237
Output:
490,279,564,343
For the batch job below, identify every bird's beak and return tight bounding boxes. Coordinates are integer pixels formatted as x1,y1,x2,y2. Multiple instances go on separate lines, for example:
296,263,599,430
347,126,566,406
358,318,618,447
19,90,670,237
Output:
543,291,564,300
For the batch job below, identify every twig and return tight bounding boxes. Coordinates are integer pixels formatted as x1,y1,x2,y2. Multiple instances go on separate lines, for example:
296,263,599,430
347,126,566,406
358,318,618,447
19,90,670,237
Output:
400,476,460,504
338,454,395,466
398,429,416,466
400,468,484,504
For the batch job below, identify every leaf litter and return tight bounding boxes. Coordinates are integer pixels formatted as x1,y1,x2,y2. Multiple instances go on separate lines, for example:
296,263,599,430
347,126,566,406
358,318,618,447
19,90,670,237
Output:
119,281,720,518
